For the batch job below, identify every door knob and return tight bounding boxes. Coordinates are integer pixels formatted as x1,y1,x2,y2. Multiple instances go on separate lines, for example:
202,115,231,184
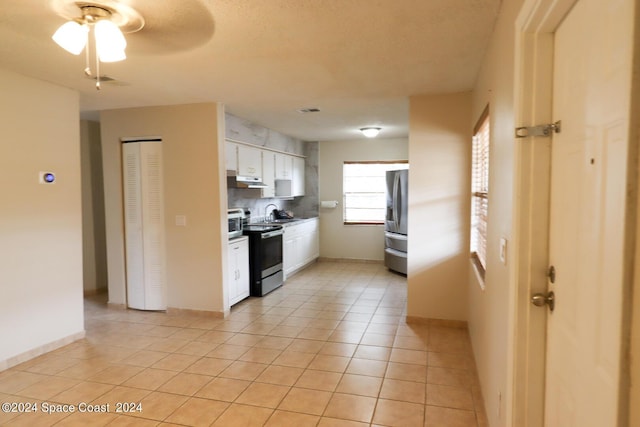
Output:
531,291,555,312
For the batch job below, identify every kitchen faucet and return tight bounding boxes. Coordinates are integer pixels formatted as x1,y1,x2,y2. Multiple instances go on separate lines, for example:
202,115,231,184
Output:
265,203,278,222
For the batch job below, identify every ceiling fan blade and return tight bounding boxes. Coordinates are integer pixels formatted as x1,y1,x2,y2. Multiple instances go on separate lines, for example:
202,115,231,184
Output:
122,0,215,55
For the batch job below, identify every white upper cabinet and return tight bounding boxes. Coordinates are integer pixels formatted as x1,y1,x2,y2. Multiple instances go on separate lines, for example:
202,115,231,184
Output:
225,141,238,172
275,153,293,179
237,145,262,178
261,151,276,198
292,156,305,196
226,140,305,198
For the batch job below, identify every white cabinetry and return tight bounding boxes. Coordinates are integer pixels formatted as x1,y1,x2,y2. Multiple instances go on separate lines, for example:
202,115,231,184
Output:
292,156,305,196
261,151,276,198
122,140,166,311
225,141,238,172
227,140,305,199
275,153,293,179
227,237,249,306
237,145,262,178
275,154,305,198
283,218,319,278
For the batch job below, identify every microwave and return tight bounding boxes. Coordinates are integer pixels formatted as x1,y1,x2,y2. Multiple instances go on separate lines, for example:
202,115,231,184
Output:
228,208,245,239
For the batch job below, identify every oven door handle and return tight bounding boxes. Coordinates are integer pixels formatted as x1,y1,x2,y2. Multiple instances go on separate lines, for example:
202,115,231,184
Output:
261,230,284,239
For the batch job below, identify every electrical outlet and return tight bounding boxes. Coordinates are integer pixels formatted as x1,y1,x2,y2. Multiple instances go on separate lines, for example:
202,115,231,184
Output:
175,215,187,226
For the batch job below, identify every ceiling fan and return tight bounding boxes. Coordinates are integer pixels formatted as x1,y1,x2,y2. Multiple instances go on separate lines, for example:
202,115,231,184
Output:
48,0,215,89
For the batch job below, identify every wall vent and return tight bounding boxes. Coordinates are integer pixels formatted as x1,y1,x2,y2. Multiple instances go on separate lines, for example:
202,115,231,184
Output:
89,75,116,82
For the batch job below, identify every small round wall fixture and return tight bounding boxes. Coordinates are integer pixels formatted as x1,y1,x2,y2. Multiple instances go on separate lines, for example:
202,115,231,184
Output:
39,171,56,184
360,127,381,138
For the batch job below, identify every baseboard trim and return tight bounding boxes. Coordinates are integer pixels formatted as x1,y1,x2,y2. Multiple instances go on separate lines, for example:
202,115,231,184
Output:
405,316,468,329
107,302,126,310
318,257,383,264
105,301,225,318
166,307,225,319
83,287,108,297
0,330,86,372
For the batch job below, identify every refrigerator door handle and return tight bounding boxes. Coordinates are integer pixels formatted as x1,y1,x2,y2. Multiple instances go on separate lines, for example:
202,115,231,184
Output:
393,172,400,230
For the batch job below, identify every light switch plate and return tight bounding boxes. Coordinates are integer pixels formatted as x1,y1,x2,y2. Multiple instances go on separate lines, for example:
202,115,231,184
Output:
175,215,187,226
499,238,507,265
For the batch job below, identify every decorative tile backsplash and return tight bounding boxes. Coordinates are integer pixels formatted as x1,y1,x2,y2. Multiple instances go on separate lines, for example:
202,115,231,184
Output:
225,113,319,220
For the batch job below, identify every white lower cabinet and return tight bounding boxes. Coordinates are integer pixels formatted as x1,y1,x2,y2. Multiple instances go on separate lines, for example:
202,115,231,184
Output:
227,237,249,306
283,218,319,278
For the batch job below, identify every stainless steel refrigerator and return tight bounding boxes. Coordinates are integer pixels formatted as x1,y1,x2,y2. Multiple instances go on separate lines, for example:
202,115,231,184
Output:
384,169,408,274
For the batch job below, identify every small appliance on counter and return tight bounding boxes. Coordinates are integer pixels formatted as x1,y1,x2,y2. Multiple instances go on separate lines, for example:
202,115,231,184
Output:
227,208,245,239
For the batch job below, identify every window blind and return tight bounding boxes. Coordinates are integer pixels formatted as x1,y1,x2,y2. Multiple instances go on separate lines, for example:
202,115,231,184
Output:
471,109,490,274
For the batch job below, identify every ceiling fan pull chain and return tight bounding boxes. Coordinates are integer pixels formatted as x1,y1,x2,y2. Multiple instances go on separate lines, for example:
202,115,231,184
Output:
96,51,101,90
84,26,92,77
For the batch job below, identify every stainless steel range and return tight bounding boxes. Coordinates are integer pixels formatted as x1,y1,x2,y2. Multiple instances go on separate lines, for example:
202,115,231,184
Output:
243,224,284,296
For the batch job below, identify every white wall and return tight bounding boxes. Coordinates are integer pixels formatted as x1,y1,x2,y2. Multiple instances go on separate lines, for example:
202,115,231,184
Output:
80,120,107,295
0,69,84,369
318,138,408,261
100,103,229,313
407,92,471,321
466,0,524,425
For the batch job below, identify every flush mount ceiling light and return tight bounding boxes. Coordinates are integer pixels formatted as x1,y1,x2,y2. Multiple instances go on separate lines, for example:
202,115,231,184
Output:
51,1,144,90
360,127,382,138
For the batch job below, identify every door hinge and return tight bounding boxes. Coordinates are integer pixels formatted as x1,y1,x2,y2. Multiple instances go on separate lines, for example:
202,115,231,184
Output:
515,121,561,138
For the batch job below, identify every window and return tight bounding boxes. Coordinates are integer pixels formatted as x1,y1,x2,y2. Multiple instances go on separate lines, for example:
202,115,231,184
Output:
343,161,408,224
470,106,490,277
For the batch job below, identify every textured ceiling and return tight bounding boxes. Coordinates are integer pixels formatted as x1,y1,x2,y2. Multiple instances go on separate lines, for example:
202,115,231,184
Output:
0,0,501,141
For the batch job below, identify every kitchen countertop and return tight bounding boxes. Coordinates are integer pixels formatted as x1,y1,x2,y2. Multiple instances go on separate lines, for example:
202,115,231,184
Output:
249,217,318,227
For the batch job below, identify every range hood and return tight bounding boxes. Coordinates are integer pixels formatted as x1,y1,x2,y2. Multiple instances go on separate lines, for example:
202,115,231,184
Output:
227,174,268,189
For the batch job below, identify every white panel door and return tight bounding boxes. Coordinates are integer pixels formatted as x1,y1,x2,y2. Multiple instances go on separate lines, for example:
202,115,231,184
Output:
544,0,631,424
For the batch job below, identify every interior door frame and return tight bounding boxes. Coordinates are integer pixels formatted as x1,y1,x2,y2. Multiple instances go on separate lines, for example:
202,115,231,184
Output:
512,0,639,425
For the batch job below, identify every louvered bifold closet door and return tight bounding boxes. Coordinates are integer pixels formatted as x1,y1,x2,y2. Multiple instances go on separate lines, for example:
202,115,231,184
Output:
122,140,167,310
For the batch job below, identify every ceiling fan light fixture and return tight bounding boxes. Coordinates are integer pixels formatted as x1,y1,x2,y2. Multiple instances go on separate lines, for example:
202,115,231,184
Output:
52,21,88,55
50,1,144,89
95,19,126,62
360,127,382,138
97,45,126,62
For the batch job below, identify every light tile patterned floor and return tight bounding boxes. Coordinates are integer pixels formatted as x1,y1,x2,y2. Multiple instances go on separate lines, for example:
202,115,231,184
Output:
0,261,488,426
